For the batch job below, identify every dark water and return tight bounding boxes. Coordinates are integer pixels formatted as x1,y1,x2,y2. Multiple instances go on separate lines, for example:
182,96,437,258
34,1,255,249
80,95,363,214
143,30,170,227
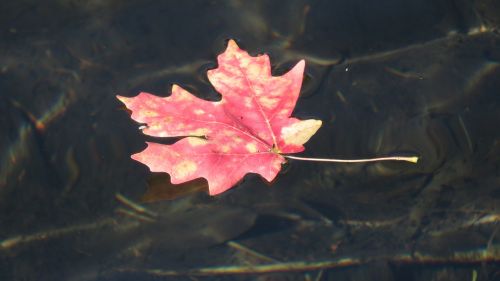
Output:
1,1,500,280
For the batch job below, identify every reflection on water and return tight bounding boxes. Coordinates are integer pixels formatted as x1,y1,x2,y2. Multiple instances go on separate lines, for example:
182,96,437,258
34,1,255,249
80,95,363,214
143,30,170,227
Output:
0,0,499,280
0,122,32,189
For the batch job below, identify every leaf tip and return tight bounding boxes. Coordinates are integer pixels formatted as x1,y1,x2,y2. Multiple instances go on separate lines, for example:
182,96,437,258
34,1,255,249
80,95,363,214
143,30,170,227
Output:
297,59,306,68
227,39,239,50
116,95,129,104
288,59,306,78
281,119,323,148
315,119,323,128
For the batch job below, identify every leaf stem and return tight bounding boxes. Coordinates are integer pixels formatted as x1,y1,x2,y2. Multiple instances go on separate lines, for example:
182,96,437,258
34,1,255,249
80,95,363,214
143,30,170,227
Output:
283,155,419,163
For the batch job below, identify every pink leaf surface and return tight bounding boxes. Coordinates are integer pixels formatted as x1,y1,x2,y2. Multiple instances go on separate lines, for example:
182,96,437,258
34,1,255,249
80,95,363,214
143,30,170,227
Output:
118,40,322,195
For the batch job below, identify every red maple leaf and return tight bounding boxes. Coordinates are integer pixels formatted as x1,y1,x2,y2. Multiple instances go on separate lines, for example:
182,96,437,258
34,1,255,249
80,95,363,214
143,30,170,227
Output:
118,40,322,195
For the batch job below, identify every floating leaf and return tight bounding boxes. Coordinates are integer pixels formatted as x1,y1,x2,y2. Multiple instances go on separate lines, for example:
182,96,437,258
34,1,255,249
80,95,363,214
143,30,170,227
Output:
118,40,321,195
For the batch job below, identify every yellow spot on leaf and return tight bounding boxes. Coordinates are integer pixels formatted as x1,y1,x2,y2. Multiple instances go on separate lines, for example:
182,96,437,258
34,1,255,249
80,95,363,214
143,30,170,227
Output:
220,145,230,153
194,109,205,115
173,160,197,179
273,159,283,170
247,63,261,77
191,128,209,136
227,77,245,92
279,109,289,116
141,110,158,117
224,130,235,137
148,124,162,130
187,137,208,146
259,96,279,108
246,143,258,153
239,56,251,68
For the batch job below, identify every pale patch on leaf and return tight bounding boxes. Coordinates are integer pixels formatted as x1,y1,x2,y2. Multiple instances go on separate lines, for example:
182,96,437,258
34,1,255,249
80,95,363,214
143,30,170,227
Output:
281,120,322,147
245,143,258,153
172,160,198,180
187,137,208,147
